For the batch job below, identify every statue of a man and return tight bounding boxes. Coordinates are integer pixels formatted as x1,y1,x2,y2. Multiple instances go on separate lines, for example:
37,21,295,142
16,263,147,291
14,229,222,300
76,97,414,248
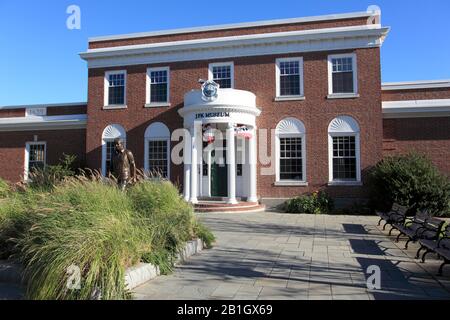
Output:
112,138,136,191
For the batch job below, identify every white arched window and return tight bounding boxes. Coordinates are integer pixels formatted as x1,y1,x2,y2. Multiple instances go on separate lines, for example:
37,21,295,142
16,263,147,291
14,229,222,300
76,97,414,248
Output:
275,117,307,185
328,115,361,185
102,124,126,176
144,122,170,179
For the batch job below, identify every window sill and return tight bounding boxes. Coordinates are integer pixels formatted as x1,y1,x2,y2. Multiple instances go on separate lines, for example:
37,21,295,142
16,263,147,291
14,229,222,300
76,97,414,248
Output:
274,96,305,102
274,181,308,187
327,181,362,186
145,103,171,108
103,105,127,110
327,93,360,99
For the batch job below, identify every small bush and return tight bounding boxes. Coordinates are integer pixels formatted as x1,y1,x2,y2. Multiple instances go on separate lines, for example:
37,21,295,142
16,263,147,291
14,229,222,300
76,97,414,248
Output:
28,154,77,191
0,178,9,198
369,153,450,216
286,191,334,214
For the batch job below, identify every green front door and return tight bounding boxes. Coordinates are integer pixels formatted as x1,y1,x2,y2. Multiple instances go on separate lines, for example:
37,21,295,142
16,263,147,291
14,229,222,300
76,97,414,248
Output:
210,141,228,197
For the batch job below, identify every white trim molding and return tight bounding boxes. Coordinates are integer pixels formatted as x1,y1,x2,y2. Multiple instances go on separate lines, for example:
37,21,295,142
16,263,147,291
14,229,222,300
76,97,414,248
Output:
144,122,171,179
0,114,87,132
80,25,389,69
104,70,127,108
328,116,361,185
24,141,46,182
146,66,170,107
208,61,234,89
382,79,450,91
275,117,307,185
327,53,358,97
275,57,304,100
0,102,86,111
382,99,450,118
89,11,378,43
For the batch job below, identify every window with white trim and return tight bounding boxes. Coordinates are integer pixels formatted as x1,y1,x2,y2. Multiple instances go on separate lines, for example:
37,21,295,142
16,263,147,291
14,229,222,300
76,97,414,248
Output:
101,124,126,177
208,62,233,88
105,141,115,176
328,54,357,94
276,58,304,98
27,143,46,172
328,116,361,184
105,70,126,106
275,117,306,184
147,67,169,105
144,122,170,179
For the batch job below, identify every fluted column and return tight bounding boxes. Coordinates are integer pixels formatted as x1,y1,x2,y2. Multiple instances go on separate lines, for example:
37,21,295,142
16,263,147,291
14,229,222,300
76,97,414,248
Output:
248,126,258,202
226,123,237,204
189,125,198,204
183,128,191,202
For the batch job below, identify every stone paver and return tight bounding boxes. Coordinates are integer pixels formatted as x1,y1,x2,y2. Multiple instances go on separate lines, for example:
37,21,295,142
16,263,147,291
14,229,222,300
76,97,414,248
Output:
133,212,450,300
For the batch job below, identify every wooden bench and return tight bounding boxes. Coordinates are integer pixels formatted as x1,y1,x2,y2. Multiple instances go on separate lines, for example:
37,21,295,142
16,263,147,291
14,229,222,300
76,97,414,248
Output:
376,203,408,232
393,211,431,249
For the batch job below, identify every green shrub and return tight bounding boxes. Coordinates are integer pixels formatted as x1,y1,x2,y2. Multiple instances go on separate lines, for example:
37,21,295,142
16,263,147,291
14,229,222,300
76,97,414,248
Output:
28,154,77,191
0,178,9,198
286,191,334,214
193,221,216,249
368,153,450,216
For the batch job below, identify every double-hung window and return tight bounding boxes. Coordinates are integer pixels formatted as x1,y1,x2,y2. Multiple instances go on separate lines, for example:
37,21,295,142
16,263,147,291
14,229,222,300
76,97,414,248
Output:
328,54,358,96
332,136,357,180
208,62,233,88
147,140,169,178
104,70,127,107
25,142,46,180
105,141,115,176
146,67,170,106
276,57,304,99
279,137,303,180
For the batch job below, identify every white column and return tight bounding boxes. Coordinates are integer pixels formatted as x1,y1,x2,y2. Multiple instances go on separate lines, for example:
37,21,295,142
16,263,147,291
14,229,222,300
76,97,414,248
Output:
183,128,191,202
207,150,212,197
189,125,198,204
226,123,237,204
248,126,258,203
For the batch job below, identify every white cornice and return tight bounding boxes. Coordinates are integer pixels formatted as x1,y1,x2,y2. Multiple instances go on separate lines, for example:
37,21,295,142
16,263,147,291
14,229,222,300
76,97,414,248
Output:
89,11,375,43
0,114,87,131
382,80,450,91
382,99,450,118
0,102,87,110
80,25,389,69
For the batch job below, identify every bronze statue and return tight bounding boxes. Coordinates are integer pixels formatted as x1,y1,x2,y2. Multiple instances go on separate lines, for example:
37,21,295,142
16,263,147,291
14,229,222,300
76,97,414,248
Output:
111,138,136,191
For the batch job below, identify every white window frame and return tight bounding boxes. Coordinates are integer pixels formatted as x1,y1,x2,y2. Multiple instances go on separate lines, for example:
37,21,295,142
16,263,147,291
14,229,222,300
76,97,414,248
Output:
328,133,361,185
24,141,46,181
275,57,304,101
275,134,307,185
146,66,170,107
208,61,234,88
327,53,358,98
104,70,127,109
101,124,127,176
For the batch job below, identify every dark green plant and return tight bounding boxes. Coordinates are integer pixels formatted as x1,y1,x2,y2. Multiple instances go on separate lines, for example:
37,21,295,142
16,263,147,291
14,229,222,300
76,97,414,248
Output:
0,178,9,198
368,152,450,216
286,191,334,214
28,154,77,191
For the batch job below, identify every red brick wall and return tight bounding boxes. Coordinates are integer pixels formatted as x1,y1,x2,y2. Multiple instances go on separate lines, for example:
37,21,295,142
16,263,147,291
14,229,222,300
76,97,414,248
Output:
86,47,383,199
383,117,450,176
89,17,368,49
382,87,450,101
0,109,25,118
0,129,86,183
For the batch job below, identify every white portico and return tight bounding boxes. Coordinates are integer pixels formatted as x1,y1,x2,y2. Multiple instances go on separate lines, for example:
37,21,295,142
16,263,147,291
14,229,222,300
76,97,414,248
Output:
178,84,261,204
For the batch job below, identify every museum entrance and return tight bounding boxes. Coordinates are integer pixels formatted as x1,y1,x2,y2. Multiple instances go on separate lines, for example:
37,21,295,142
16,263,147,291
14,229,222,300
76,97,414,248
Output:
210,139,227,197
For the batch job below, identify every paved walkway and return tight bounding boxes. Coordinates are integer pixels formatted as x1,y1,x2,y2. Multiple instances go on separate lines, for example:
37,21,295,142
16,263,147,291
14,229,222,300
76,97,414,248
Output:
134,212,450,300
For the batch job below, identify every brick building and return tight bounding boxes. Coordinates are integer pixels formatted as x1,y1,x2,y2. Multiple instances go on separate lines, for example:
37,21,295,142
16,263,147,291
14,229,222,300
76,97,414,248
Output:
1,8,449,210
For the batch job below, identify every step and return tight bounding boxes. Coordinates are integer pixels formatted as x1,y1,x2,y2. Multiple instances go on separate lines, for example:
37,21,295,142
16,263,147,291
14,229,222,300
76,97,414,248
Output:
194,201,259,208
194,203,266,213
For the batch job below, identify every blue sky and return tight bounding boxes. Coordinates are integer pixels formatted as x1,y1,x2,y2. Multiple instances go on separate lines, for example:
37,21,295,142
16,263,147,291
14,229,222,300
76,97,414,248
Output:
1,0,449,106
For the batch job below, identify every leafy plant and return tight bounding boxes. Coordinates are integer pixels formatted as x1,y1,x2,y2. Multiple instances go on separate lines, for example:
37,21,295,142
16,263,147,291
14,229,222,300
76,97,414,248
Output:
286,191,334,214
28,154,77,191
368,152,450,216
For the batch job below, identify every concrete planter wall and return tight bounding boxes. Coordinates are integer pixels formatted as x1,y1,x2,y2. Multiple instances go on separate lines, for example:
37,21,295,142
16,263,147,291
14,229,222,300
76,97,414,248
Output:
0,238,205,293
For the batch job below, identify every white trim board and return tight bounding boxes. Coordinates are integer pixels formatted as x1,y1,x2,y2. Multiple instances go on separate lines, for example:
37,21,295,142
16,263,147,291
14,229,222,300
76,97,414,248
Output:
382,99,450,118
80,25,389,69
382,80,450,91
89,11,376,43
0,114,87,131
